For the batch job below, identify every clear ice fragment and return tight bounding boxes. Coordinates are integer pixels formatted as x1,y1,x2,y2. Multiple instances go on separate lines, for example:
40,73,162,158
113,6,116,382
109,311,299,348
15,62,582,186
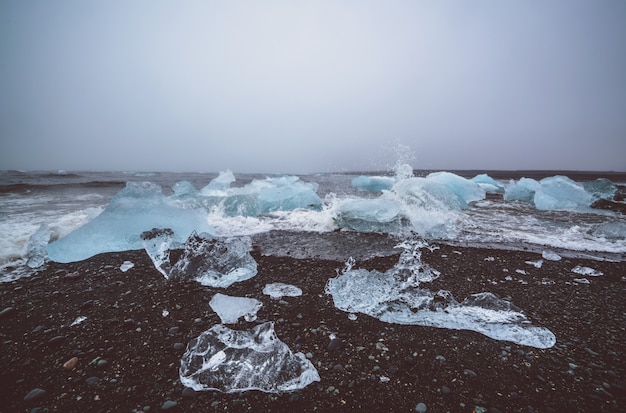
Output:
263,283,303,300
26,224,51,268
209,293,262,324
571,265,603,277
542,250,562,261
120,261,134,272
180,322,320,393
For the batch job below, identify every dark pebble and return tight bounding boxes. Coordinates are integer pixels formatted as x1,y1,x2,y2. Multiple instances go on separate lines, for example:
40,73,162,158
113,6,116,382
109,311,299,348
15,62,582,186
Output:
168,326,180,335
86,376,100,385
48,336,65,345
24,388,46,401
161,400,177,410
97,359,108,368
327,338,343,352
182,387,197,398
463,369,478,378
332,364,344,373
441,386,451,395
0,307,15,319
173,342,185,351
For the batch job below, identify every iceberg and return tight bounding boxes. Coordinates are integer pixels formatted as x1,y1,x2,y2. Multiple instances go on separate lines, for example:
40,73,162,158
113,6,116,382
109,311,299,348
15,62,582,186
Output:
325,240,556,349
352,175,395,192
47,182,215,263
425,172,486,208
583,178,618,201
471,174,504,193
209,293,262,324
335,198,404,233
534,176,593,211
180,322,320,393
504,178,541,203
143,232,257,287
26,224,52,268
200,170,236,195
263,283,303,300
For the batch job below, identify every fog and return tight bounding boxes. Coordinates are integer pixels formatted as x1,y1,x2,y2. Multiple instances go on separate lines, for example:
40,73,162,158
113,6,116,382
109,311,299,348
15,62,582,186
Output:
1,1,625,173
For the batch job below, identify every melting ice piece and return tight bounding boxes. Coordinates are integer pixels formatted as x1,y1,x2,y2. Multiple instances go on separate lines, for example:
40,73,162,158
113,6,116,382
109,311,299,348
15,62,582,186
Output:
47,182,215,263
592,222,626,240
209,293,262,323
534,176,593,211
120,261,134,272
325,241,556,349
335,198,404,233
542,250,562,261
425,172,486,207
352,175,395,192
141,230,257,286
26,224,52,268
583,178,618,201
263,283,303,300
525,260,543,269
504,178,541,204
180,322,320,393
165,232,258,287
571,265,603,277
70,316,87,326
471,174,504,193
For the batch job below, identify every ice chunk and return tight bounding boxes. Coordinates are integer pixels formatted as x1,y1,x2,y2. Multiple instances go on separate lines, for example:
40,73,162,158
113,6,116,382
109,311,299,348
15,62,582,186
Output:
140,228,175,278
592,222,626,240
352,175,395,192
70,316,87,326
525,260,543,269
263,283,303,300
325,241,556,349
542,250,562,261
209,293,262,324
583,178,618,201
148,232,257,287
26,224,52,268
471,174,504,193
120,261,134,272
180,322,320,393
258,176,322,213
201,170,236,194
335,198,404,232
571,265,603,277
534,176,593,211
47,182,215,263
425,172,486,207
504,178,541,203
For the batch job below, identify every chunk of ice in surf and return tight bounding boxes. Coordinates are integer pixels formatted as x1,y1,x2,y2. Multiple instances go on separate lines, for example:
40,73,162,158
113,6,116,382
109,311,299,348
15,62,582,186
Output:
47,182,215,263
180,322,320,393
325,240,556,349
263,283,303,300
142,231,257,288
352,175,395,192
26,224,52,268
542,250,562,261
209,293,262,323
471,174,504,193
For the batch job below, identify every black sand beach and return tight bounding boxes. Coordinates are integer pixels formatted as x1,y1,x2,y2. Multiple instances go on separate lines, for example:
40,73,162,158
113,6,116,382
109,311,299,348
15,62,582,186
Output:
1,240,625,412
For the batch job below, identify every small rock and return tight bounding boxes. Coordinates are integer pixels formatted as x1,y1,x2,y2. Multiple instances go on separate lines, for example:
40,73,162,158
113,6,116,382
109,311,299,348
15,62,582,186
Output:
415,402,427,412
48,336,65,345
24,388,46,401
327,338,343,352
168,326,180,335
464,369,478,378
441,386,451,395
96,359,108,368
63,357,78,370
173,343,185,351
182,387,197,398
161,400,177,410
0,307,15,319
86,376,100,386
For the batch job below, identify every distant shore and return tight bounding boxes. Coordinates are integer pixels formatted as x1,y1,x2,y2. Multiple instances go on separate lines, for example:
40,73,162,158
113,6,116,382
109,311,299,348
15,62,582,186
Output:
1,239,625,412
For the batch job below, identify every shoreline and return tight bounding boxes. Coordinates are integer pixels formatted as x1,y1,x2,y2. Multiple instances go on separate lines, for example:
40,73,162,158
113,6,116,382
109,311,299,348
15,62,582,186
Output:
1,241,625,412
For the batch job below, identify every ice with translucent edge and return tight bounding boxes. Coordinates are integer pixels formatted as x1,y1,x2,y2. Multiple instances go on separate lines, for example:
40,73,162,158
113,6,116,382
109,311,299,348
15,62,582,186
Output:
180,322,320,393
47,182,215,263
209,293,262,324
263,283,303,300
325,240,556,349
471,174,504,193
336,172,484,238
571,265,603,277
141,231,257,288
504,175,611,211
352,175,395,192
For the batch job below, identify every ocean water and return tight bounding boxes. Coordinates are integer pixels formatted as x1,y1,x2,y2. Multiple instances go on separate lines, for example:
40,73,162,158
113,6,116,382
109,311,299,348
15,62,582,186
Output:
1,168,625,282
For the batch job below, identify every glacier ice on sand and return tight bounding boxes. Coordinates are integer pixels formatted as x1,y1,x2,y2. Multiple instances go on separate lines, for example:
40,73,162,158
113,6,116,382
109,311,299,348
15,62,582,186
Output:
209,293,262,324
263,283,303,300
142,231,257,288
325,239,556,349
180,322,320,393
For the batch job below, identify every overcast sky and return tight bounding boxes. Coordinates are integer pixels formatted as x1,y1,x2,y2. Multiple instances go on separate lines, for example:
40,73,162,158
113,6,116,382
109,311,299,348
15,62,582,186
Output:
1,0,625,173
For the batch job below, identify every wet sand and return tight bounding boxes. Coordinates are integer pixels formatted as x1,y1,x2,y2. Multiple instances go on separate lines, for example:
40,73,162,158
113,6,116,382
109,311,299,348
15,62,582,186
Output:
1,241,625,412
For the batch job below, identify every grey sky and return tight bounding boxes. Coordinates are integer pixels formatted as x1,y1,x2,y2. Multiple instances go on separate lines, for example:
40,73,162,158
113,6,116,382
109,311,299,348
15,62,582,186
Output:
1,0,625,173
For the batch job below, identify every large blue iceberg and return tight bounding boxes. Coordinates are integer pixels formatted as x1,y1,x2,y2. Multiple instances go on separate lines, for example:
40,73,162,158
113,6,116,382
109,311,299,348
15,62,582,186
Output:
335,172,484,238
503,175,615,211
47,182,215,263
46,172,322,263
